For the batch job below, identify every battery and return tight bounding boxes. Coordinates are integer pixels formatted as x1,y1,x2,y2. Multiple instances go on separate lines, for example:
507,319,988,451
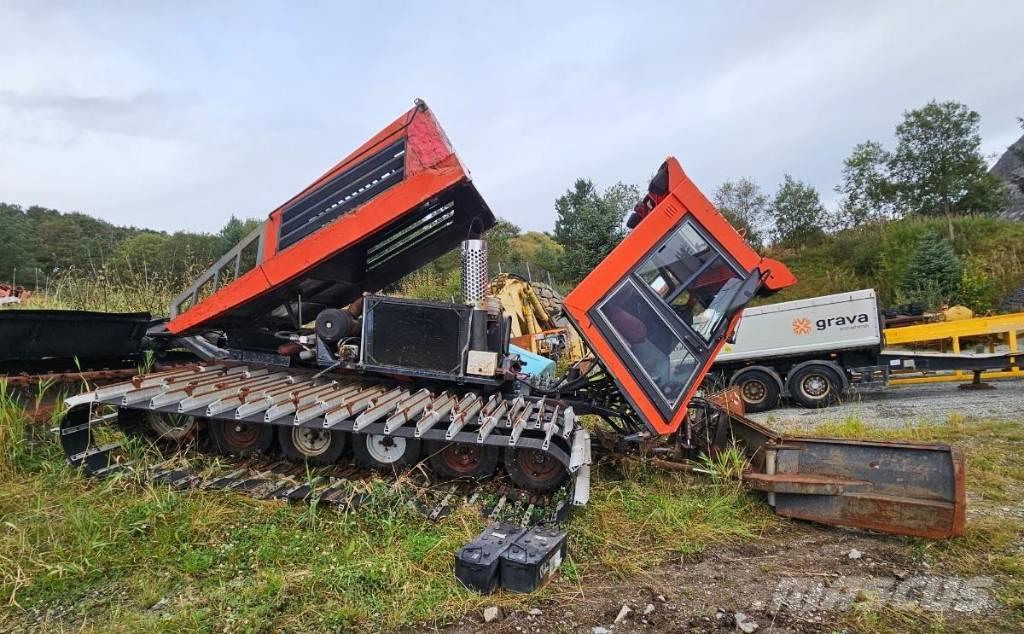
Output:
454,522,526,594
499,526,567,593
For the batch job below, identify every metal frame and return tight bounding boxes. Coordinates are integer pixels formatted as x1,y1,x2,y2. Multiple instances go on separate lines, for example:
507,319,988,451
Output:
883,312,1023,385
170,224,266,318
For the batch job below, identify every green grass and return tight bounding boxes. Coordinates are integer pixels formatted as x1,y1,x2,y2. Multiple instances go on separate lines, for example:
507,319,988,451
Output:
568,463,771,580
0,389,770,632
0,461,492,631
2,374,1022,630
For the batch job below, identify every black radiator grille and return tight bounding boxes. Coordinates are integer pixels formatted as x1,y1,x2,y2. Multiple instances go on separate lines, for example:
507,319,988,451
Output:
362,297,469,376
277,139,406,250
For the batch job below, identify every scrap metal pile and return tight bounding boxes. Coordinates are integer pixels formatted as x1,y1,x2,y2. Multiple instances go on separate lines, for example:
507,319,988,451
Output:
33,100,966,593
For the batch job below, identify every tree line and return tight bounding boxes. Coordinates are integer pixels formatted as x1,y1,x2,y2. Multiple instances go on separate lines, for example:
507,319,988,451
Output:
715,101,1019,250
0,204,261,290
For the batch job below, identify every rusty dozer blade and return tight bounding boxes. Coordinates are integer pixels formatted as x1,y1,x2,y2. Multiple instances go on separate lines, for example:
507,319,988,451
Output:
705,396,965,539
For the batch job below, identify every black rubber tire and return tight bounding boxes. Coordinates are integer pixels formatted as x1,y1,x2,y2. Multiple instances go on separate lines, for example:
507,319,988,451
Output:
503,446,568,493
278,426,347,465
208,419,275,456
732,369,780,413
353,433,422,472
787,364,843,409
426,441,500,480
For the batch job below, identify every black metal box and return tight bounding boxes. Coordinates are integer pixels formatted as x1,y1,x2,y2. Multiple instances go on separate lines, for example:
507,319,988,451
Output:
499,526,567,593
361,295,469,378
454,523,525,594
0,309,150,364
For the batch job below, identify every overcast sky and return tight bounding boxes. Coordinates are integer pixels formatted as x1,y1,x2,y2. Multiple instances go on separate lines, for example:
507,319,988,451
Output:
2,1,1022,234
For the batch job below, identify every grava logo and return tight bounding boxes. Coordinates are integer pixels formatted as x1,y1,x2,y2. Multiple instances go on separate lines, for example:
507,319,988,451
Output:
792,317,811,335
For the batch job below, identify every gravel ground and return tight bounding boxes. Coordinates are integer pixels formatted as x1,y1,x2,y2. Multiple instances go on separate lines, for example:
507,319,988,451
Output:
746,377,1024,431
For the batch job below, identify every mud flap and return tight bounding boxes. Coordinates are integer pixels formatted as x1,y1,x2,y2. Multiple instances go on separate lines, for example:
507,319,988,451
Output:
714,402,966,539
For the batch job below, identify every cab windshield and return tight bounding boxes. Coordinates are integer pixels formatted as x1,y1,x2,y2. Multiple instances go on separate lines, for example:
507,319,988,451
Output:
592,219,746,414
635,221,743,342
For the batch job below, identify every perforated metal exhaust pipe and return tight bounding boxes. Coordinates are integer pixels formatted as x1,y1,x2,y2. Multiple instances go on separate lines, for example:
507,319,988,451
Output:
461,239,488,305
462,238,489,353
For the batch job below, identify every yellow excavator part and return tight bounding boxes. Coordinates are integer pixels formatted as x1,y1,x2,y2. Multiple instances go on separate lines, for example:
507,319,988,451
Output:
489,273,586,362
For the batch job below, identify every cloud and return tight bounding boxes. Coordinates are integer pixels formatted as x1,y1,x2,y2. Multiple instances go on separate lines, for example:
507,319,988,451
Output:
1,1,1022,235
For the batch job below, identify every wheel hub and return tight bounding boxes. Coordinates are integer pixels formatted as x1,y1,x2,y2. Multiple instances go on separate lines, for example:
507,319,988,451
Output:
741,380,767,404
366,434,406,464
441,444,483,474
223,422,259,450
802,374,828,397
292,427,331,457
518,448,562,480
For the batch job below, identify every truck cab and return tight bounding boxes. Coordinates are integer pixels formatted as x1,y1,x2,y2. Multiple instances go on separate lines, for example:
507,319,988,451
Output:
563,158,795,436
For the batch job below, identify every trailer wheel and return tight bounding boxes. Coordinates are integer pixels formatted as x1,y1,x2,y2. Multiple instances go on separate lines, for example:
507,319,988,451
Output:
278,426,347,465
503,447,568,493
209,420,274,456
788,364,842,409
353,433,422,472
426,441,500,480
732,369,780,413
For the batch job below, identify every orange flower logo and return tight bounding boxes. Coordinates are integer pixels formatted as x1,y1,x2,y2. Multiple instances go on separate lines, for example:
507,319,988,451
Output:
792,318,811,335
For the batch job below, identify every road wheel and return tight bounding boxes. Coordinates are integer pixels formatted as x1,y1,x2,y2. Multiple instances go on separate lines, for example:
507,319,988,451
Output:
426,441,500,480
788,364,843,409
209,420,274,456
147,412,199,443
503,447,568,493
353,433,422,472
278,426,346,465
733,369,780,413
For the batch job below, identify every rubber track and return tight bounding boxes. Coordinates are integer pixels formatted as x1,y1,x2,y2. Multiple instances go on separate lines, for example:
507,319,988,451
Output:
101,448,573,527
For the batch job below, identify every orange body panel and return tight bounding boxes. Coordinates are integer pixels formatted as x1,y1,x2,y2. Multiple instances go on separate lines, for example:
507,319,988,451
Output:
166,102,485,335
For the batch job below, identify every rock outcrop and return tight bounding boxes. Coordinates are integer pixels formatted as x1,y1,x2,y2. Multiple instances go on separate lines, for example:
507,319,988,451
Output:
992,133,1024,221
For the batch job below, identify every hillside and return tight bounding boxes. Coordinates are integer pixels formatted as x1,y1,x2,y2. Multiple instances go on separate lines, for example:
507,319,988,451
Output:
0,203,259,290
766,215,1024,312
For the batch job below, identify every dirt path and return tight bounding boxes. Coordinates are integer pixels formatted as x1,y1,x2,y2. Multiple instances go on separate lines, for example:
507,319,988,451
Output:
448,522,998,632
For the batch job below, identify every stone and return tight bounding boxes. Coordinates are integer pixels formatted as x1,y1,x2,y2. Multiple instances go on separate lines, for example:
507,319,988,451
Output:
483,607,501,623
528,608,543,616
614,604,632,624
592,627,611,634
643,603,655,615
847,548,863,560
734,612,759,633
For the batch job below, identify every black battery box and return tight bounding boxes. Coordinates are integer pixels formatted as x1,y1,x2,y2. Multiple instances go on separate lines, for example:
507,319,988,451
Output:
499,526,567,593
454,523,526,594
